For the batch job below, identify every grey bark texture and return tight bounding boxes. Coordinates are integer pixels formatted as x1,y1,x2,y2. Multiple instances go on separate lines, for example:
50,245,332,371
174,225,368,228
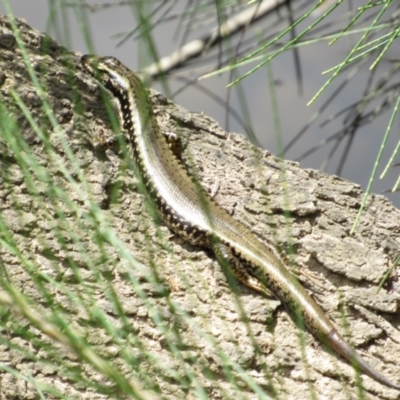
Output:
1,15,400,400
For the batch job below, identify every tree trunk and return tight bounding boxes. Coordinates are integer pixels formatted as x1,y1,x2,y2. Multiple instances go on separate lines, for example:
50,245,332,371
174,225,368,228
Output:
1,15,400,400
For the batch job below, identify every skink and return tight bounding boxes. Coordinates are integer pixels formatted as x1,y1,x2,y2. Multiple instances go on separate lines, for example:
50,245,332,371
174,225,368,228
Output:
81,54,400,391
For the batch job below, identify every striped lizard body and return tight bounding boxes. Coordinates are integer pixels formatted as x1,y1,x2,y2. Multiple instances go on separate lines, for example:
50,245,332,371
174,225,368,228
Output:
81,55,400,391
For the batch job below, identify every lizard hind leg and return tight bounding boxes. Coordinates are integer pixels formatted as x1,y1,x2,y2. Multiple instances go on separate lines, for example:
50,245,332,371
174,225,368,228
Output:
212,242,275,299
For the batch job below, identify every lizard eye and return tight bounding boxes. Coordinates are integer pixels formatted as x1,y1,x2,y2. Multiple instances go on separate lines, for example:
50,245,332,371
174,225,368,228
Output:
103,57,118,68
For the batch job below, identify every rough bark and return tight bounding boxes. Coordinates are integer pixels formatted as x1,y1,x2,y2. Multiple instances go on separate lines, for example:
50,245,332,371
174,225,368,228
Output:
0,15,400,400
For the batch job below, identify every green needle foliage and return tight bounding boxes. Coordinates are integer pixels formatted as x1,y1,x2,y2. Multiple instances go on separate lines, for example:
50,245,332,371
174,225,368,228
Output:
0,1,400,399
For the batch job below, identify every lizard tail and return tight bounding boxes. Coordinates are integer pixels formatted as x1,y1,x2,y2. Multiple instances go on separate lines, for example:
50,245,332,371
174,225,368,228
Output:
326,329,400,390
